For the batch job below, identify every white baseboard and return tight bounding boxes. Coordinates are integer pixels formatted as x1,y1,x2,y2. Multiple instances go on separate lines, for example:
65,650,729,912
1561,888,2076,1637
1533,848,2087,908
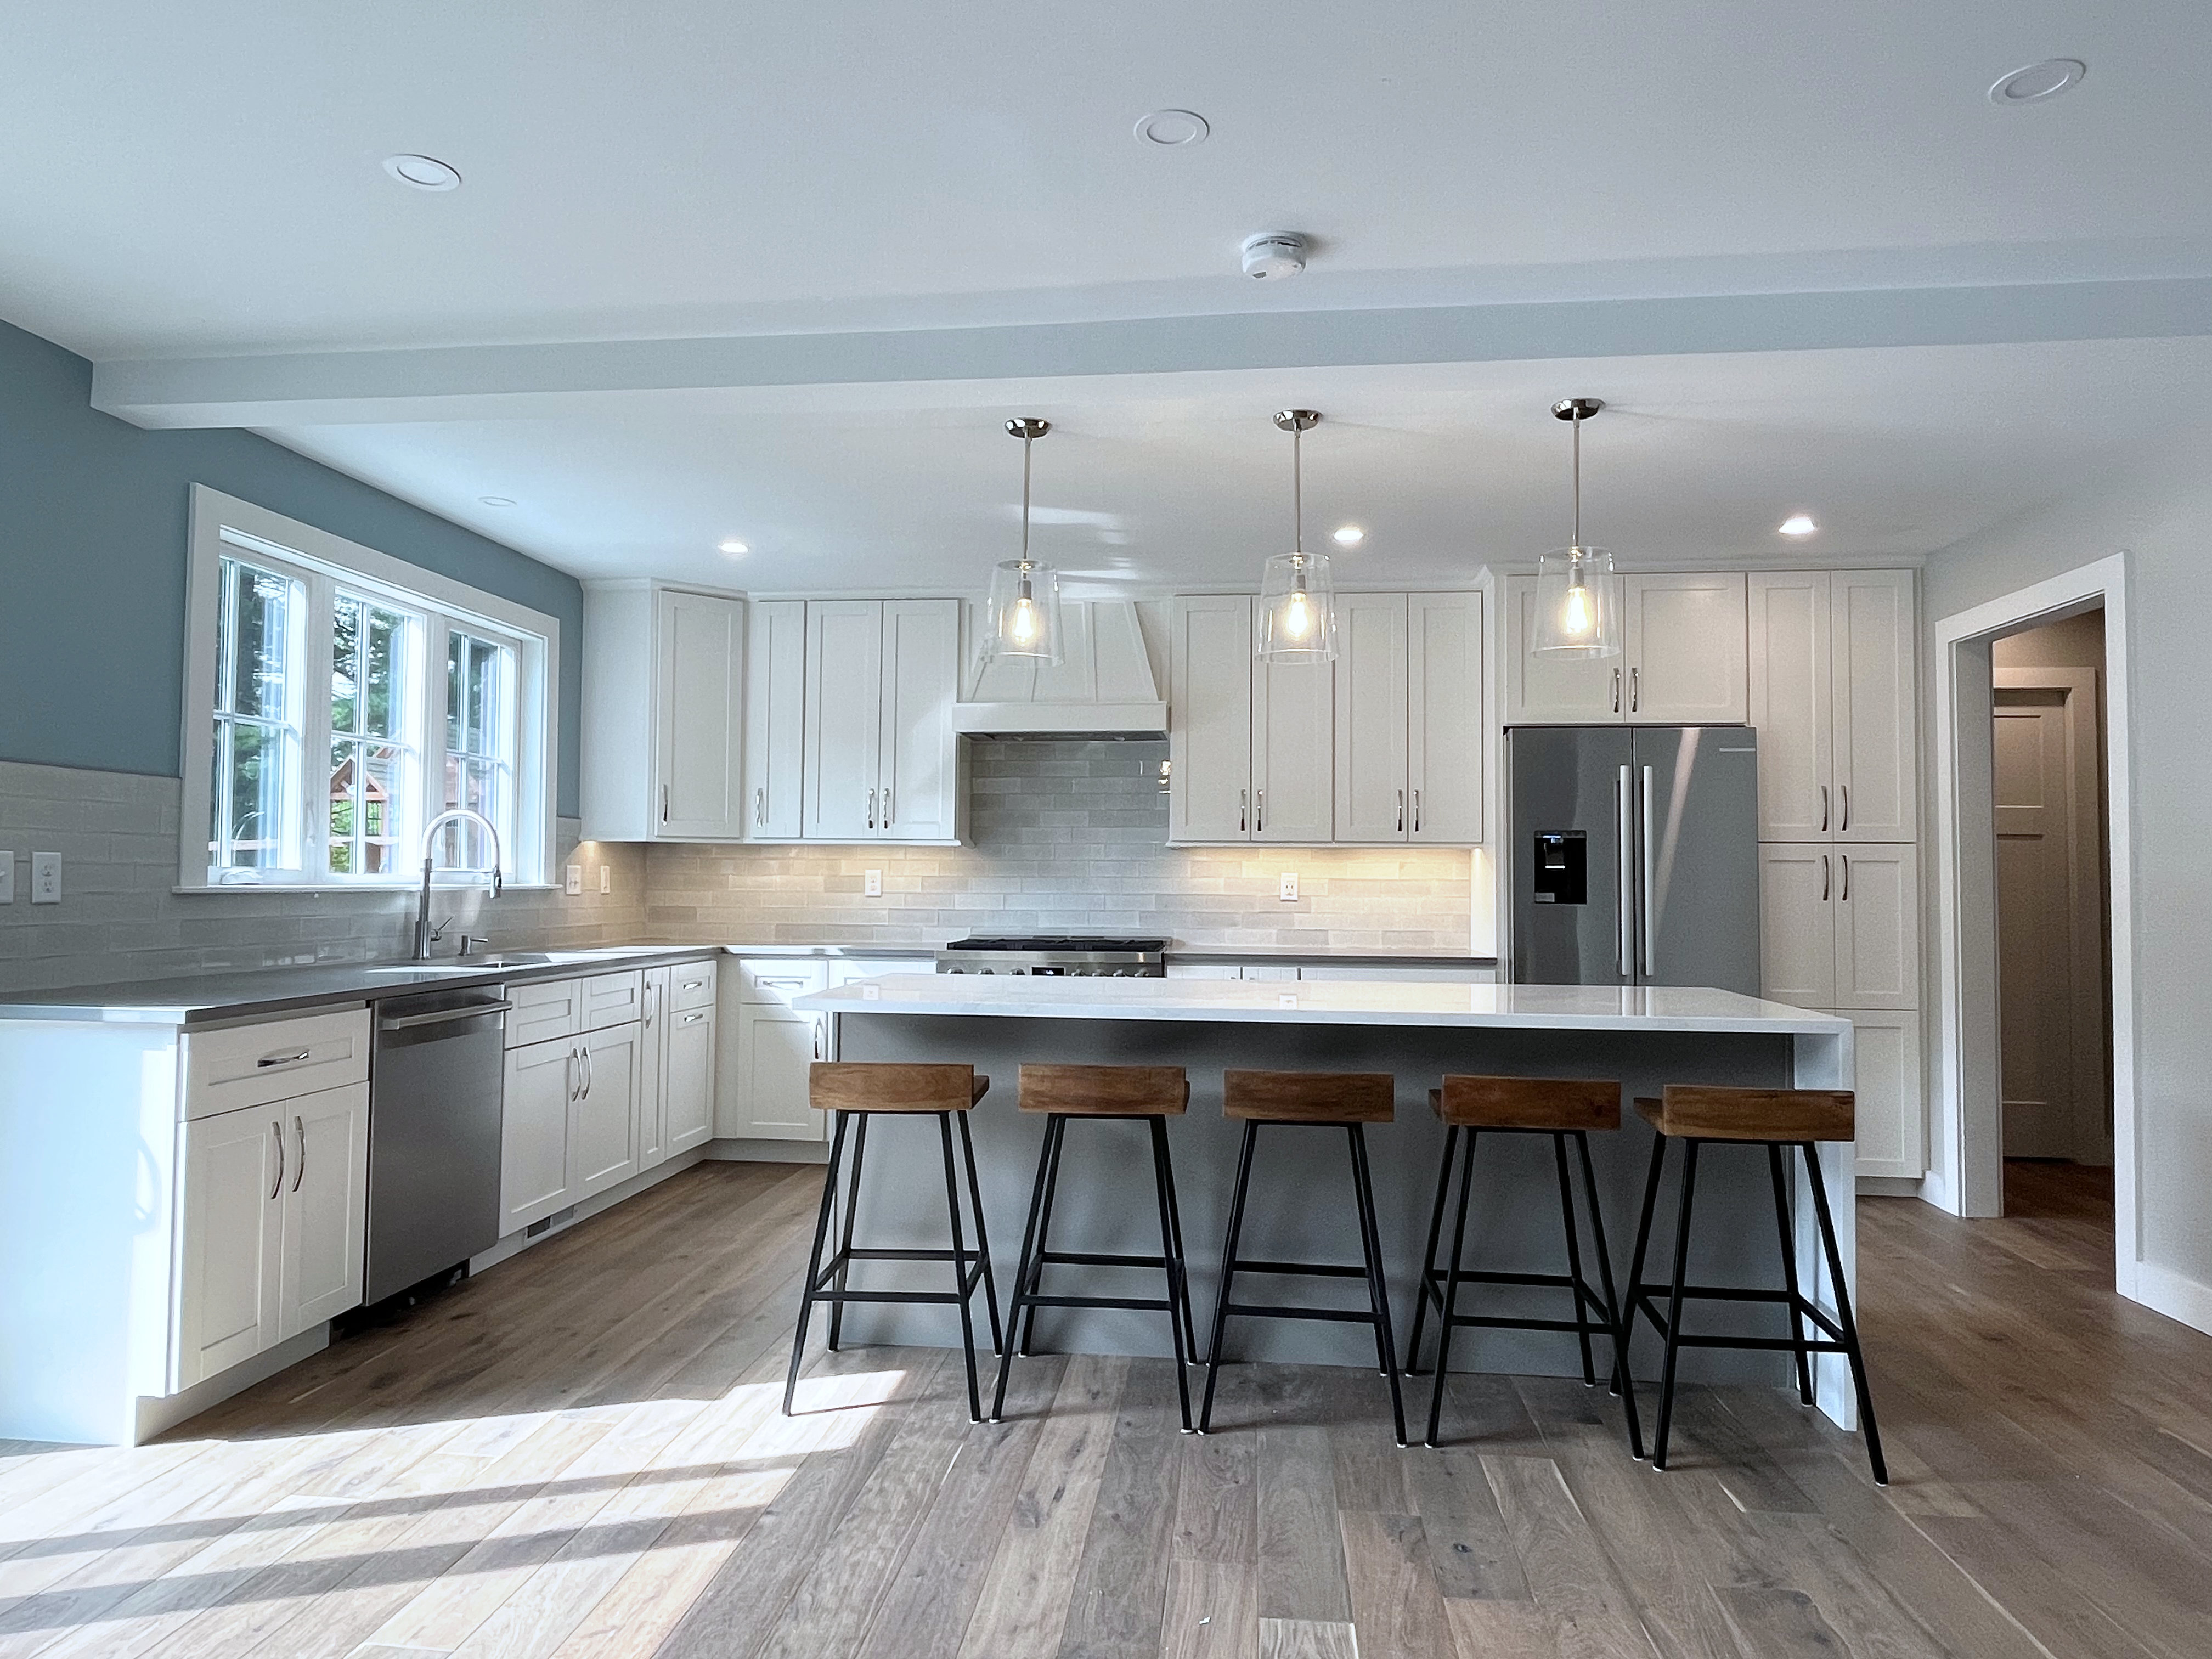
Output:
704,1137,830,1165
2131,1259,2212,1339
473,1148,712,1273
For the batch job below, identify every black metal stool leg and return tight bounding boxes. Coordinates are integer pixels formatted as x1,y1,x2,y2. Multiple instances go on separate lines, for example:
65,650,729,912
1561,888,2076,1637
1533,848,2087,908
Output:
1347,1124,1409,1448
827,1113,869,1352
990,1114,1059,1423
1199,1121,1260,1434
1424,1125,1477,1447
1768,1141,1815,1407
937,1111,984,1423
1574,1130,1643,1460
1157,1119,1201,1364
1551,1132,1598,1386
1019,1111,1069,1357
1651,1138,1701,1471
1403,1124,1459,1375
785,1110,850,1416
1803,1142,1888,1486
956,1109,1003,1356
1147,1116,1195,1432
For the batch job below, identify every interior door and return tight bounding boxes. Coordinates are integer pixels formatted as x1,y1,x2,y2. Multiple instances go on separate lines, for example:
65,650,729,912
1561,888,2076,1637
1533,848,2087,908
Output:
1995,693,2076,1158
1407,592,1484,843
279,1081,369,1337
1333,592,1409,842
878,599,960,840
1169,596,1254,841
744,599,807,838
654,589,745,838
804,601,883,839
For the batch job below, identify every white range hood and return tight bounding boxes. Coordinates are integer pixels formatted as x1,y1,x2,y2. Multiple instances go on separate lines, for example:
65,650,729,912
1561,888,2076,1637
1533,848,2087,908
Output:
955,599,1167,738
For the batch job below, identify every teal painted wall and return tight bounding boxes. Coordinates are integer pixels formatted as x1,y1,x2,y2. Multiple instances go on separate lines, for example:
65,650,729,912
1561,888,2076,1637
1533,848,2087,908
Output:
0,319,585,815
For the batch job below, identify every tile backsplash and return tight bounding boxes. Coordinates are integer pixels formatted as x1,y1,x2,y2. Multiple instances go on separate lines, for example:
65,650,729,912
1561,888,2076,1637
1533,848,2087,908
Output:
0,759,647,994
646,740,1474,952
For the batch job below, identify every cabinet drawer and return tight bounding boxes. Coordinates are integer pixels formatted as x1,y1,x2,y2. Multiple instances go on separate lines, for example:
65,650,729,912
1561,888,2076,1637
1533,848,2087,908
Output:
583,970,645,1031
739,960,828,1005
506,977,583,1048
669,960,720,1012
184,1008,371,1122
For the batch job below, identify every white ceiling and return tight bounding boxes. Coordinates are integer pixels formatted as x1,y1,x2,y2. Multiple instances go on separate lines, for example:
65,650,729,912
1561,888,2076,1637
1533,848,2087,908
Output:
5,2,2210,589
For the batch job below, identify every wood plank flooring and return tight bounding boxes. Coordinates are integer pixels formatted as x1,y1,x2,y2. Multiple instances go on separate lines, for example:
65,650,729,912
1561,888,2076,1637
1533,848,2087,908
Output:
1,1157,2206,1657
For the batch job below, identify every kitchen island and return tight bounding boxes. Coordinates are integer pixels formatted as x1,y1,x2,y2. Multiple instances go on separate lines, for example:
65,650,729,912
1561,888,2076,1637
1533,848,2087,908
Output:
795,975,1863,1426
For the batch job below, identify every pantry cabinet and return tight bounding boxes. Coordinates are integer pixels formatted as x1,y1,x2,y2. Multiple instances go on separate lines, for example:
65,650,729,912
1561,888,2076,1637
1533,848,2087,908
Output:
581,583,748,841
802,599,962,843
1503,572,1747,725
1758,844,1920,1013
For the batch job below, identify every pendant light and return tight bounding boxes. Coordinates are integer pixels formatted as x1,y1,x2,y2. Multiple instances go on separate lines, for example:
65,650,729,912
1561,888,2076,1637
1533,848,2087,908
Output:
1256,408,1339,662
980,417,1063,665
1531,397,1622,658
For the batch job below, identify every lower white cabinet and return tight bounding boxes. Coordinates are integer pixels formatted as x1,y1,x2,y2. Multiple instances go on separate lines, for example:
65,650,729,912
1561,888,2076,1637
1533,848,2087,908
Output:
177,1080,368,1389
572,1022,644,1200
717,956,930,1139
1758,843,1920,1011
1842,1008,1925,1181
500,1036,579,1232
663,1002,716,1153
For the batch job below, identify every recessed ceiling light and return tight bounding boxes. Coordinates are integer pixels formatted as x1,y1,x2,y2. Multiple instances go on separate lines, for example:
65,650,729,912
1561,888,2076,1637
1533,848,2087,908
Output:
1133,109,1209,147
383,154,462,191
478,495,516,507
1778,514,1819,537
717,539,749,557
1331,525,1365,546
1988,59,2086,105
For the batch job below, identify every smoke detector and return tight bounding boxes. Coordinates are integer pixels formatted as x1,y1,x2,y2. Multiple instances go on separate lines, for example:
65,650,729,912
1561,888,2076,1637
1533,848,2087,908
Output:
1241,232,1307,280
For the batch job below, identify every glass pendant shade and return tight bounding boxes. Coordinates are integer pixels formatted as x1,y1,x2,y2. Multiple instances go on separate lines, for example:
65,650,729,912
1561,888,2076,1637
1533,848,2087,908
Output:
1257,550,1338,662
981,557,1063,664
1531,543,1621,658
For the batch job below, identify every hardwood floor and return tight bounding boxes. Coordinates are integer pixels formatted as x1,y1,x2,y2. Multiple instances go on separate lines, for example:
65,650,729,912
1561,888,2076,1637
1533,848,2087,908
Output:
2,1156,2208,1657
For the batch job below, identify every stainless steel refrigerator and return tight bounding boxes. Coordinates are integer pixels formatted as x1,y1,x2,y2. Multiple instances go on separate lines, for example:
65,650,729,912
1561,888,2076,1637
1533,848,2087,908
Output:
1507,725,1761,993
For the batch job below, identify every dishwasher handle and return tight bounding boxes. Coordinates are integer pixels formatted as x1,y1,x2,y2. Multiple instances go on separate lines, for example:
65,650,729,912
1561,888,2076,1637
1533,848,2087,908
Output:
378,1000,513,1032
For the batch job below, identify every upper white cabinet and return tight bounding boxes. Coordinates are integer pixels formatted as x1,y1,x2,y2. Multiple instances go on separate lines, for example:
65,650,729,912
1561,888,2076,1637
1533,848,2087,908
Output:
744,600,807,839
1748,569,1917,843
802,599,962,843
1330,592,1485,844
582,584,747,842
1173,591,1483,847
1504,573,1747,725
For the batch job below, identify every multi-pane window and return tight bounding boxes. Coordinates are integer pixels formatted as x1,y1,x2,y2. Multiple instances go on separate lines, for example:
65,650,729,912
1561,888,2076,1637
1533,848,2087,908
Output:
185,488,554,890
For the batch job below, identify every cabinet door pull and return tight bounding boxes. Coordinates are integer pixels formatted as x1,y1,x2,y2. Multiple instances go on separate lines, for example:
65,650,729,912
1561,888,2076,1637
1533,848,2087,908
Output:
661,783,669,824
565,1047,576,1102
1840,855,1850,902
582,1043,594,1098
1821,854,1830,902
681,1010,707,1025
257,1048,312,1069
883,786,893,827
812,1020,825,1060
1839,786,1850,832
1396,789,1404,833
1820,786,1830,833
1256,789,1265,833
1413,788,1421,833
269,1120,285,1201
1630,666,1640,714
1239,789,1248,833
755,786,766,827
867,787,877,830
292,1115,307,1193
1612,668,1622,713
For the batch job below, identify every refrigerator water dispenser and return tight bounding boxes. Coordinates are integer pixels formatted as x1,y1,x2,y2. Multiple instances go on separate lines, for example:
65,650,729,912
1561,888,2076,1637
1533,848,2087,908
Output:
1532,832,1587,905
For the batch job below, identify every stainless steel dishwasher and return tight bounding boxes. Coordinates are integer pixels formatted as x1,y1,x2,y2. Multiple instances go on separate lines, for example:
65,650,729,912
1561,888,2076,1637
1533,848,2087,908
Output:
366,988,511,1302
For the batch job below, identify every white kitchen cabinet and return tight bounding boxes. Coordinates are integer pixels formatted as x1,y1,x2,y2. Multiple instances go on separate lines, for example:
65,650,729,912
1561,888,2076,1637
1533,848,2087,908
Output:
1504,573,1746,726
723,960,830,1139
1253,650,1333,843
1842,1008,1925,1181
277,1082,369,1339
572,1022,643,1199
1748,569,1917,843
1760,843,1920,1013
500,1036,577,1232
1408,592,1485,843
177,1078,369,1388
637,966,670,1167
1333,594,1410,843
662,1001,716,1154
1759,844,1839,1009
582,969,645,1032
802,599,961,843
581,583,747,841
744,599,807,839
1169,595,1256,842
507,973,586,1048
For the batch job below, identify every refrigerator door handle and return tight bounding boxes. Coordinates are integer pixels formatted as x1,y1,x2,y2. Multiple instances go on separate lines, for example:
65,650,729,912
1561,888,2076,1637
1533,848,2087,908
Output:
1639,764,1657,979
1616,764,1635,978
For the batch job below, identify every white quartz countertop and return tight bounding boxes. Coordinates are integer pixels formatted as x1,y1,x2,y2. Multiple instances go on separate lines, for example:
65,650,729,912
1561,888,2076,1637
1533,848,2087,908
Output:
795,974,1848,1035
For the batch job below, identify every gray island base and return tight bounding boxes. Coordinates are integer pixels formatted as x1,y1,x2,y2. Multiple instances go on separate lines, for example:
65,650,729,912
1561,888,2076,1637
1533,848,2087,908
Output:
795,977,1860,1429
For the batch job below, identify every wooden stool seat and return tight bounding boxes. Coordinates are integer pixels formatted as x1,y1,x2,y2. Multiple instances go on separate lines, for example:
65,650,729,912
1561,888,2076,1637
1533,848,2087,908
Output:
1223,1069,1393,1124
1632,1086,1852,1143
809,1062,990,1114
1017,1063,1189,1117
992,1065,1199,1429
1431,1074,1621,1132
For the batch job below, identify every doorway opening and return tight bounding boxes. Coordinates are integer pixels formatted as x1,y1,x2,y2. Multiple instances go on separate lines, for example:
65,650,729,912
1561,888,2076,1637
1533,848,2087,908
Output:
1991,610,2113,1232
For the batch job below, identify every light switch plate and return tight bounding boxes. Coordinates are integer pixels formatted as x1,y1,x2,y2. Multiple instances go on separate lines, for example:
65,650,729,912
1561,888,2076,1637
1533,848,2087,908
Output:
0,853,13,904
564,865,582,896
1279,871,1298,902
599,865,611,895
864,868,883,898
30,851,60,905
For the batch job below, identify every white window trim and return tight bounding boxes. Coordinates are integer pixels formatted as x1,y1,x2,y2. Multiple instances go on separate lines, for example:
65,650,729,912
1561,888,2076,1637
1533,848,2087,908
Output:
180,484,561,892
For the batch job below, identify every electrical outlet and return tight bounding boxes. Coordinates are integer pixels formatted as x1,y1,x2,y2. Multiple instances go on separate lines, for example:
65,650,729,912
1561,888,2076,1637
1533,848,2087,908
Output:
864,868,883,898
1279,871,1298,902
0,853,13,904
564,865,582,896
599,865,611,895
30,851,60,905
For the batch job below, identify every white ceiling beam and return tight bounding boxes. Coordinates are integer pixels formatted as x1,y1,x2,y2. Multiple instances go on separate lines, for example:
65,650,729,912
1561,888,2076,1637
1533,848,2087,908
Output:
91,277,2212,430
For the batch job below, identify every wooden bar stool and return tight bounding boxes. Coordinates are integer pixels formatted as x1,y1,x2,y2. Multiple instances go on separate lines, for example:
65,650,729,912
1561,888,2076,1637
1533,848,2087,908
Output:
785,1062,1003,1423
1403,1075,1641,1454
989,1064,1200,1430
1621,1084,1886,1483
1199,1070,1407,1445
